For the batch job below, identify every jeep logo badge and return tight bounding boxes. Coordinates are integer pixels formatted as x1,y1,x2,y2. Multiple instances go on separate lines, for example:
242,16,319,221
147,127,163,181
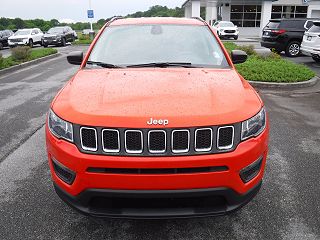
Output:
147,118,169,126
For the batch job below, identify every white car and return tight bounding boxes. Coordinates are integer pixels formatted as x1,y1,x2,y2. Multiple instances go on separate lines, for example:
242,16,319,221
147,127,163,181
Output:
301,21,320,62
8,28,43,48
212,21,239,40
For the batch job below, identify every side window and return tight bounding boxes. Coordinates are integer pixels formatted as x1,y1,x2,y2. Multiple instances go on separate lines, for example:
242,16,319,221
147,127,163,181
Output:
305,21,313,29
32,30,36,35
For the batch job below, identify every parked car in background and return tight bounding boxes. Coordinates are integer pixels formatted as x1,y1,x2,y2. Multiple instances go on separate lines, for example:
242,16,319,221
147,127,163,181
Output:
8,28,43,48
0,30,14,49
42,26,75,47
261,18,316,57
82,29,91,35
212,21,239,40
301,21,320,62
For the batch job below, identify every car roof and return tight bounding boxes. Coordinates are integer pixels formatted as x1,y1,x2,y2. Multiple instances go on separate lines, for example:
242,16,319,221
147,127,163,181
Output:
110,17,205,26
271,18,319,22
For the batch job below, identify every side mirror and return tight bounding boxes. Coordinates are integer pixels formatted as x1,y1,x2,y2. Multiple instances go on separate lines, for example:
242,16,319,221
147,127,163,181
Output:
67,51,83,65
231,50,247,64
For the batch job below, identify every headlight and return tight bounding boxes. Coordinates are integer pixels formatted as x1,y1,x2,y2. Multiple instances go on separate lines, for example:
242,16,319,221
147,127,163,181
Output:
48,109,73,142
241,108,266,141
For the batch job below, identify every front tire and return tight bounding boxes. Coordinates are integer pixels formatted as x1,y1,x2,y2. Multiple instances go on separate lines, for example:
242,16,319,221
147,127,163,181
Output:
0,42,3,50
312,55,320,63
234,36,238,40
61,38,66,47
285,41,300,57
28,39,33,48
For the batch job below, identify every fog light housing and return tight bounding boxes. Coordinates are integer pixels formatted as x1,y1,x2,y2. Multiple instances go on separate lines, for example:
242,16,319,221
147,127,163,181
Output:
52,158,76,185
240,156,263,183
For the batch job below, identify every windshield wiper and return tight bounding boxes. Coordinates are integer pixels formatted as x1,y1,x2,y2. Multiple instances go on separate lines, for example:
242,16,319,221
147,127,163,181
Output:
126,62,196,68
86,61,123,68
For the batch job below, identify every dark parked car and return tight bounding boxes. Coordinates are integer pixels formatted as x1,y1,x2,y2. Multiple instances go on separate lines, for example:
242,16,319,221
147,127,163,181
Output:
261,18,316,57
0,30,14,49
42,26,75,47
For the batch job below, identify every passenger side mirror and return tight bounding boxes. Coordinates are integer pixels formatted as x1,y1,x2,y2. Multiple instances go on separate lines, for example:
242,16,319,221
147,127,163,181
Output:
231,50,247,64
67,51,83,65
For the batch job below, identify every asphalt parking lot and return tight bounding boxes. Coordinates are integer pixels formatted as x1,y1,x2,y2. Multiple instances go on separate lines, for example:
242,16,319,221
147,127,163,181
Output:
0,45,320,240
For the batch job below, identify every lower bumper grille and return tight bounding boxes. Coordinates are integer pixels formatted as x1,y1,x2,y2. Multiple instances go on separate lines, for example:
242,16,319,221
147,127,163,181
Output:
87,166,229,175
52,158,76,185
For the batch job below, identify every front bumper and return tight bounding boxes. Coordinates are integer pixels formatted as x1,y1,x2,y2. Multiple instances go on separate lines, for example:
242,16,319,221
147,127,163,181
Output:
301,45,320,56
54,180,262,219
8,40,28,46
42,38,62,45
46,123,268,218
219,31,238,37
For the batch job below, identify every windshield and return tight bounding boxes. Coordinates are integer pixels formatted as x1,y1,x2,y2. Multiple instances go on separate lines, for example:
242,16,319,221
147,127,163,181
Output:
219,22,235,27
266,21,280,29
88,24,229,68
308,24,320,33
15,30,31,36
48,27,64,34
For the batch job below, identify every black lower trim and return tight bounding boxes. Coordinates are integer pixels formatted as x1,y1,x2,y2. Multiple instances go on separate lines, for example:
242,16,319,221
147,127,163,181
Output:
53,181,262,219
87,166,229,175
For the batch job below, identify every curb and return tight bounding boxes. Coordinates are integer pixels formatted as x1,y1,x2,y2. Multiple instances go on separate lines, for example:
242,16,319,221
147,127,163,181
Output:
248,76,319,89
0,53,61,75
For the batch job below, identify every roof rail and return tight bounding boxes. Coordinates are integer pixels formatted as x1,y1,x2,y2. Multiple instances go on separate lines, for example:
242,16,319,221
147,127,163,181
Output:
108,16,124,24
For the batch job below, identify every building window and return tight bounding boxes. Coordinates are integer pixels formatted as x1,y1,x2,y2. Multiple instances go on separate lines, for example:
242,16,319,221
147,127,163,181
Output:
271,5,308,19
230,5,261,27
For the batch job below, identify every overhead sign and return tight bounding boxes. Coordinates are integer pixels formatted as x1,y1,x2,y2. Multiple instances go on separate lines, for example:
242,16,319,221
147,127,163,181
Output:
87,10,94,18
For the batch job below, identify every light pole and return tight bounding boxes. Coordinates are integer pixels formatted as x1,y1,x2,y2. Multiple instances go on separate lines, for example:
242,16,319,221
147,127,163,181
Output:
89,0,93,31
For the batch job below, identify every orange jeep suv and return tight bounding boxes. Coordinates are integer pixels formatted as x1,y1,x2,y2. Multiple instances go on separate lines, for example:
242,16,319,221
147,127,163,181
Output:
46,17,269,218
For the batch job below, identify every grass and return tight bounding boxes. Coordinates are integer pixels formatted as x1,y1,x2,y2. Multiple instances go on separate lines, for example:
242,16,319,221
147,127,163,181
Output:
73,32,93,45
0,48,58,70
73,39,93,45
223,42,315,82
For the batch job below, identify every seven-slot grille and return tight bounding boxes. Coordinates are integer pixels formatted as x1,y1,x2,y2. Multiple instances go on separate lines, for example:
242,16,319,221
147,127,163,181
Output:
78,125,237,156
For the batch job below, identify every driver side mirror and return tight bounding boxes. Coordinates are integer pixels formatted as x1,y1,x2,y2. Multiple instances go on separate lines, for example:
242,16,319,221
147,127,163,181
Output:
231,50,247,64
67,51,83,65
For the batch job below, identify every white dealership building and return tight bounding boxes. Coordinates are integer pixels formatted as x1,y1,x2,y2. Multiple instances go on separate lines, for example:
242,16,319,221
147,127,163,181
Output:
182,0,320,35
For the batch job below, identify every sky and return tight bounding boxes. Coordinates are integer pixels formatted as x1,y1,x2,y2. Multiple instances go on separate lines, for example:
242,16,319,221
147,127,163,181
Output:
0,0,186,23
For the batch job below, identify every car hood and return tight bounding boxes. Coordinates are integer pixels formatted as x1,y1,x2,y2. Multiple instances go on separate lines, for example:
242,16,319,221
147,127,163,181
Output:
9,35,29,39
52,68,262,128
44,33,61,38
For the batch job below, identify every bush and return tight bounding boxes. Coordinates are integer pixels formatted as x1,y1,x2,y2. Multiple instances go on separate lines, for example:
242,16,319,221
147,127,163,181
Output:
11,46,31,61
223,42,315,82
237,45,256,56
0,52,3,67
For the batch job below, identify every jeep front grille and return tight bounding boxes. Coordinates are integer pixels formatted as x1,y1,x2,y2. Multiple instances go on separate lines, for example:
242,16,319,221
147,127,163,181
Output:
148,130,166,153
125,130,143,154
172,130,190,153
75,124,240,156
102,129,120,153
217,126,234,150
80,127,97,151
